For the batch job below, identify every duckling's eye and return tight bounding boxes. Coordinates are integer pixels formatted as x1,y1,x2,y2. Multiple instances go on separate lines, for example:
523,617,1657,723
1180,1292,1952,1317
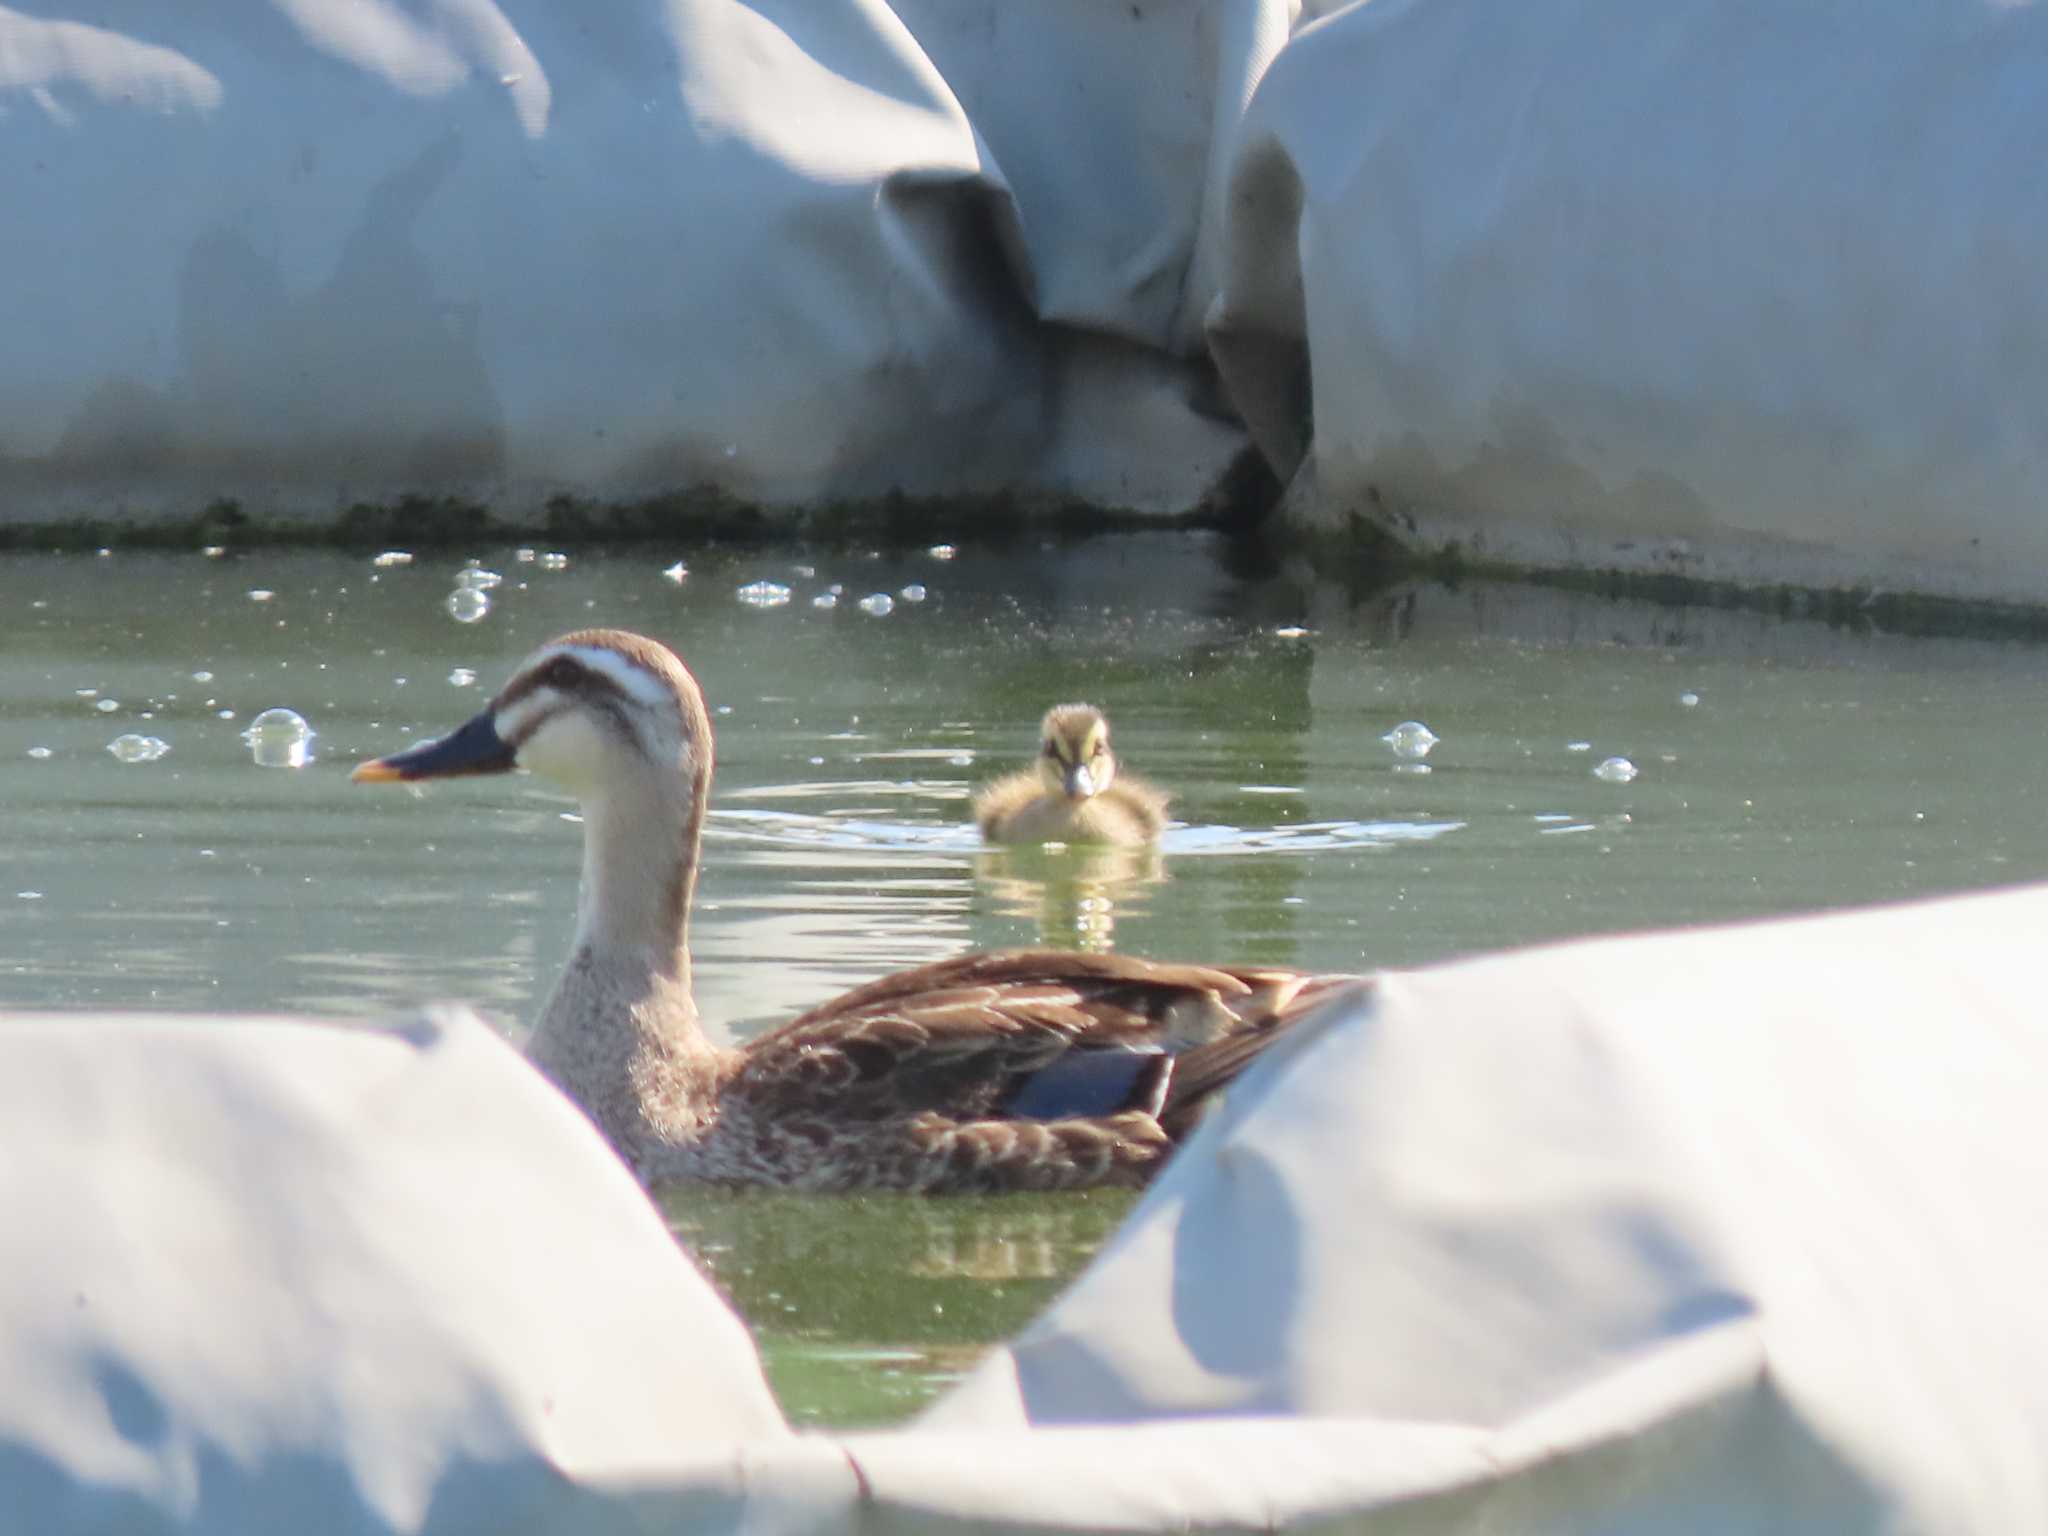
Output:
541,656,582,690
1090,742,1108,759
1043,742,1061,760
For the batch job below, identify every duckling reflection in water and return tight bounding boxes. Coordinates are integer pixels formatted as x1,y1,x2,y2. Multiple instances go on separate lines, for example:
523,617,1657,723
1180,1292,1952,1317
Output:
977,840,1166,954
973,704,1170,846
353,629,1362,1194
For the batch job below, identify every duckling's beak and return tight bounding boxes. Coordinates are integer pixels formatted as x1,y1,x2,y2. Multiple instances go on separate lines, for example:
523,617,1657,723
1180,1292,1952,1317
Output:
351,708,517,783
1063,761,1097,800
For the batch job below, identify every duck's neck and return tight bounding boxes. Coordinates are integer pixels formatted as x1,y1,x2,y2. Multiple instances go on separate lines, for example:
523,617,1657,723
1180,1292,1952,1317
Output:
527,758,729,1146
570,764,700,981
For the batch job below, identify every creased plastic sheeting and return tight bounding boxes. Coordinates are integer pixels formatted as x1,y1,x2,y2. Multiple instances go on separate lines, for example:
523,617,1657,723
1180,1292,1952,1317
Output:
0,0,1285,523
0,1006,794,1535
11,887,2048,1532
929,883,2048,1531
1211,0,2048,604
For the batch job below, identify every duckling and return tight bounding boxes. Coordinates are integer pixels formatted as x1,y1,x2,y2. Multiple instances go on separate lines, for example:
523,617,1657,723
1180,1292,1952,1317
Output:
974,704,1170,846
353,630,1359,1193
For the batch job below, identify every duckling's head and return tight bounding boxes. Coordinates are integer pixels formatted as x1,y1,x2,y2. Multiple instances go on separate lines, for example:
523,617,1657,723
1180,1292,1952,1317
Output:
351,628,711,800
1037,703,1117,802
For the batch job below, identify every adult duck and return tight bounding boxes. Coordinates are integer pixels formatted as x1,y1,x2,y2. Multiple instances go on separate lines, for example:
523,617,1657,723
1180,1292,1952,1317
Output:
973,703,1170,846
353,629,1359,1192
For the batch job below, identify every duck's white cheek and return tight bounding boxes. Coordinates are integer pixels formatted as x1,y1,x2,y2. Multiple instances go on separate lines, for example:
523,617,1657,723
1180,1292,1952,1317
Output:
515,711,611,793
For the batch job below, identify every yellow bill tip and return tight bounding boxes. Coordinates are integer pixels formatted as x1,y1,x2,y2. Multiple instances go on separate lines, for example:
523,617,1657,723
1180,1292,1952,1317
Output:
350,759,404,784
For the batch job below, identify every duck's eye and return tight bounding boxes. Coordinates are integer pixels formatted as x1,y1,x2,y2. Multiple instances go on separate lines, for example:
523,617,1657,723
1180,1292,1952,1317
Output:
1091,742,1108,758
1043,742,1061,760
542,657,582,690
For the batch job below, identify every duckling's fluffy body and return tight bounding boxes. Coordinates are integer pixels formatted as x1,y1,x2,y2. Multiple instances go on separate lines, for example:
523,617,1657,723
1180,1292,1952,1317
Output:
356,631,1355,1193
974,703,1169,846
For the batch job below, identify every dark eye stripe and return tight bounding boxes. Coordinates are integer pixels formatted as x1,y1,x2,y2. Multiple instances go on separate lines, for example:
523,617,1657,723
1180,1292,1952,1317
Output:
591,694,641,751
502,654,627,708
496,654,643,753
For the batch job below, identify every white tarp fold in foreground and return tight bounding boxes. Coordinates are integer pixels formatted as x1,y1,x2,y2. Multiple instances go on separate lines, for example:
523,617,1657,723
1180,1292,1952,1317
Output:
0,1007,790,1534
9,883,2048,1530
932,882,2048,1530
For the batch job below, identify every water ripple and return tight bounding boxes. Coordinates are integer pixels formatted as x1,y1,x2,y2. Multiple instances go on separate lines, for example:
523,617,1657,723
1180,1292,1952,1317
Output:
706,808,1464,857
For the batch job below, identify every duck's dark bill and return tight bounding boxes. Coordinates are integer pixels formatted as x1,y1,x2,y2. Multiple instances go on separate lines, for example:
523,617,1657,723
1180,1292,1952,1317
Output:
351,710,515,783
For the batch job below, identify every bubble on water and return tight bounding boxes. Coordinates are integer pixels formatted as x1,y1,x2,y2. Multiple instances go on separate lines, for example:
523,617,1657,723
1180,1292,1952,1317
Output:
899,583,927,603
455,565,503,591
811,591,839,610
538,552,570,571
248,589,276,603
736,580,792,608
1274,626,1311,638
792,565,816,579
514,547,537,563
191,670,214,683
446,586,491,624
107,733,170,764
216,709,235,720
1567,740,1593,753
75,688,98,699
448,667,477,688
243,707,315,769
858,593,894,617
26,746,52,760
17,891,42,900
1381,720,1438,759
662,561,688,584
372,551,413,568
1593,756,1639,784
94,699,120,714
948,753,974,767
1392,761,1433,775
927,544,956,561
1679,691,1700,708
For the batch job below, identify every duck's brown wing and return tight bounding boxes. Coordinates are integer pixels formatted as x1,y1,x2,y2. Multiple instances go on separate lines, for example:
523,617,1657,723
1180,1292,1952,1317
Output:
730,949,1360,1129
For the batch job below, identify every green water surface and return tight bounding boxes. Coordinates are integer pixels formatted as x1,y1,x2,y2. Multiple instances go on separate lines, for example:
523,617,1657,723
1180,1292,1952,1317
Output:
4,532,2045,1421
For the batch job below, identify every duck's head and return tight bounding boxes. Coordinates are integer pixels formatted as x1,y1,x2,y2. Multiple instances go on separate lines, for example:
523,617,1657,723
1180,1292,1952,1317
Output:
351,628,711,799
1037,703,1117,802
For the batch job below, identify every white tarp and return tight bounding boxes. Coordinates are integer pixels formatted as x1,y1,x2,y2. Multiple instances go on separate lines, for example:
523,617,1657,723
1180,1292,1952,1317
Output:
0,1006,791,1534
929,882,2048,1530
1,0,1275,523
9,884,2048,1531
13,0,2048,600
1211,0,2048,603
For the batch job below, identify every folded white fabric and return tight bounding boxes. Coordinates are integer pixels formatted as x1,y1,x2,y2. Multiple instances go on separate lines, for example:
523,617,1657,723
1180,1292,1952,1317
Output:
1212,0,2048,602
